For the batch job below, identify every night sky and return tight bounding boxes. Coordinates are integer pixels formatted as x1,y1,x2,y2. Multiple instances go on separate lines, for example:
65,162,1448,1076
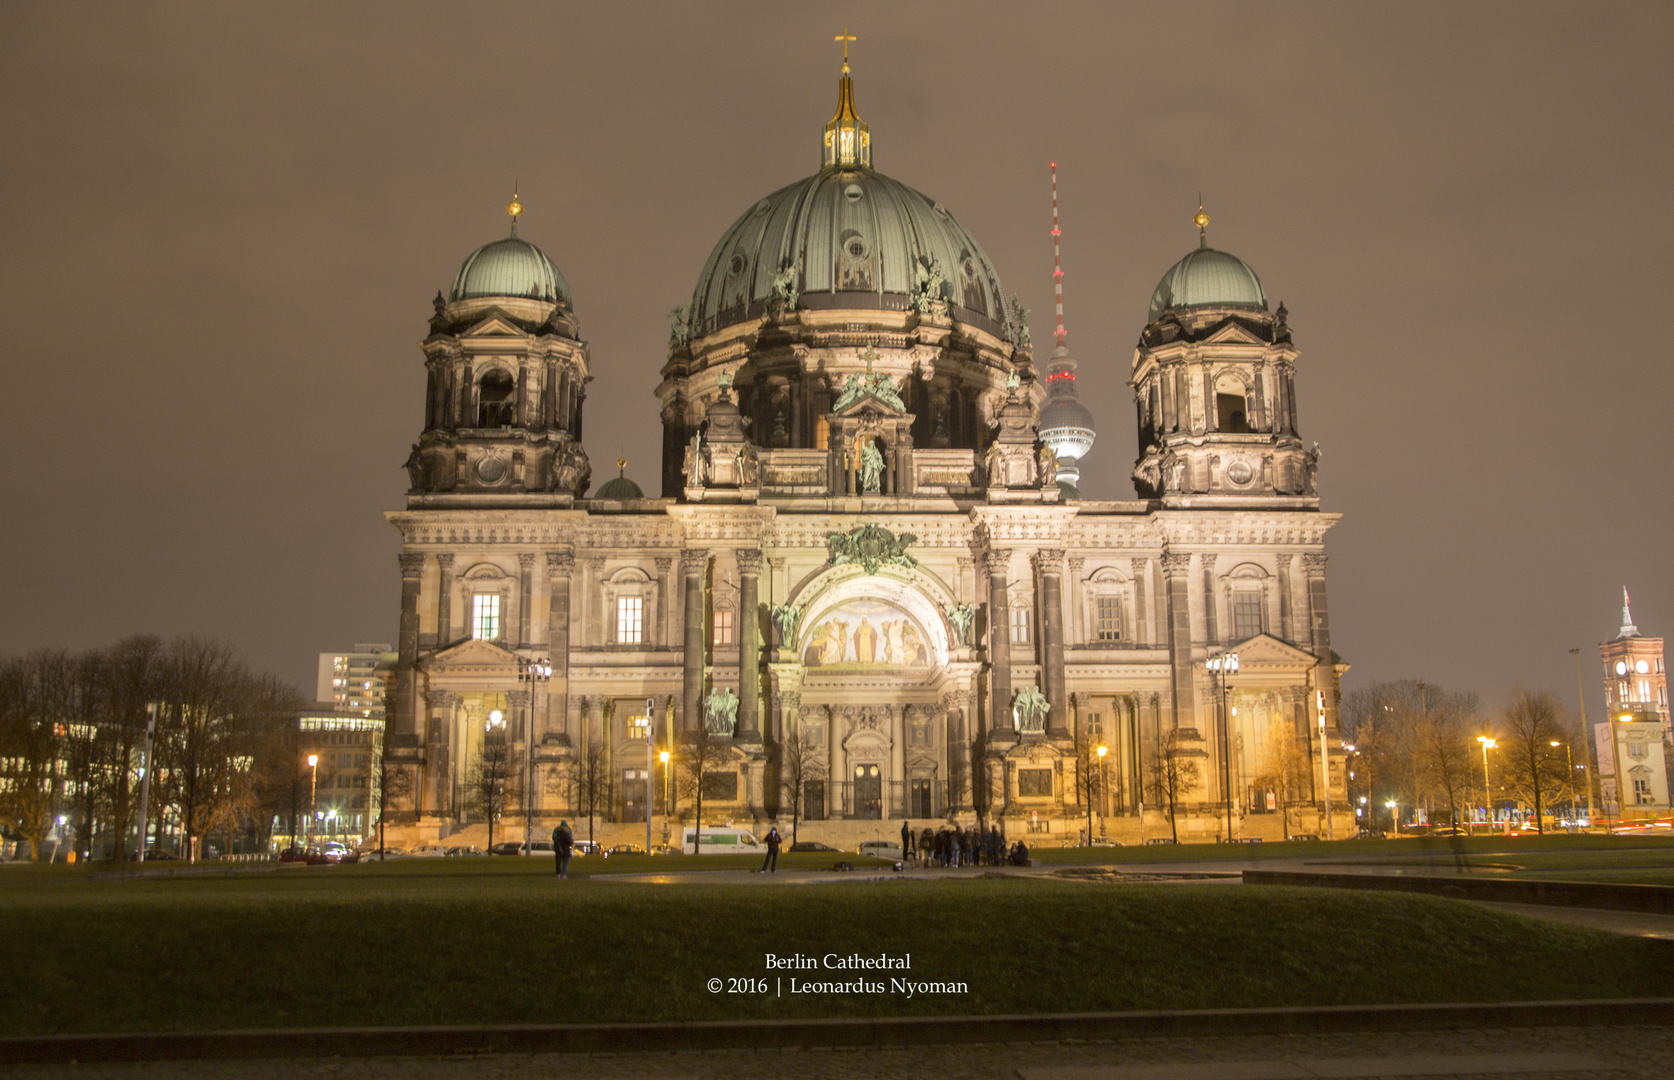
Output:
3,3,1669,717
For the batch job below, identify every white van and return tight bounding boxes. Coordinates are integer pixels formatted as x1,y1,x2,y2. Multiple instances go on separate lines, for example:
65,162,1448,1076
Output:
680,827,766,854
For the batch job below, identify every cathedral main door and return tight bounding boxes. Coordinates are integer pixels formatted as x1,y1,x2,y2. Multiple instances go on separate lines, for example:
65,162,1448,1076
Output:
853,764,882,819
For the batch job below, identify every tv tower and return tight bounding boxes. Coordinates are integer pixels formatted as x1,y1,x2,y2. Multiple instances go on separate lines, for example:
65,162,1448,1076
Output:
1036,162,1096,496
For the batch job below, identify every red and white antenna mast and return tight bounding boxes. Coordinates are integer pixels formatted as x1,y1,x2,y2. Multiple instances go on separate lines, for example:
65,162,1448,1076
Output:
1051,161,1067,349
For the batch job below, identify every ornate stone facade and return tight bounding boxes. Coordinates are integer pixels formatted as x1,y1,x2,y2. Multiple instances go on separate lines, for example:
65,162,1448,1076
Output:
380,63,1350,848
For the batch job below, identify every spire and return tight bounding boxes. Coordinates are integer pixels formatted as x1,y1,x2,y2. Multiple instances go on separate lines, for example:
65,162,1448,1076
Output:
822,29,871,168
1193,197,1209,250
1620,587,1640,638
507,183,522,240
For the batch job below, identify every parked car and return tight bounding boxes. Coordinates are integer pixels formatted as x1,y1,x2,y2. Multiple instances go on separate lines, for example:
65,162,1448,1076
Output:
277,845,309,862
573,839,601,856
359,847,405,860
488,841,524,856
681,827,766,854
604,844,645,857
857,840,903,861
518,841,555,856
788,841,837,853
406,844,450,858
445,845,487,857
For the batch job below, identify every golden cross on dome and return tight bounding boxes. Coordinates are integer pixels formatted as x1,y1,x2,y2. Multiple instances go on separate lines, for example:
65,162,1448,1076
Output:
508,180,522,223
1193,194,1210,241
835,28,856,69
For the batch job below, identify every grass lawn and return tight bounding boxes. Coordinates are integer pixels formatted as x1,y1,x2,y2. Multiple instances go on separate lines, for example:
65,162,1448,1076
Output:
3,859,1670,1036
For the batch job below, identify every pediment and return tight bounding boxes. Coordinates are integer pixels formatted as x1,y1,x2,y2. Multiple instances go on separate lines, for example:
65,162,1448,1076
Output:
1223,633,1319,668
831,393,907,418
459,311,531,339
1203,320,1266,346
420,637,520,674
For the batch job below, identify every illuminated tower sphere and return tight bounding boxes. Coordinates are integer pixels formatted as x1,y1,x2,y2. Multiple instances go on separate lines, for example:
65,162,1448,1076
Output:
1036,163,1095,497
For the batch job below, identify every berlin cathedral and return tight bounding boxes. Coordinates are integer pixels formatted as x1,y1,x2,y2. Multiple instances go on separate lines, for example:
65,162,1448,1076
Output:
383,50,1351,848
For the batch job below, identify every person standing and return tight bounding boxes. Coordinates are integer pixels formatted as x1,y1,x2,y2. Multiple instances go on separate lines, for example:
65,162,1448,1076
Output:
553,819,574,878
760,825,781,873
900,820,912,865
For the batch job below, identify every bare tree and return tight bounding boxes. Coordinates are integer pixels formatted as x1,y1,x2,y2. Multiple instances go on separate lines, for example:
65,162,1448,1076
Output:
1071,721,1106,843
676,728,733,853
571,732,610,848
468,728,515,850
1144,745,1201,844
367,730,413,859
96,636,164,859
777,724,824,845
1417,700,1474,828
0,652,69,860
1500,688,1572,834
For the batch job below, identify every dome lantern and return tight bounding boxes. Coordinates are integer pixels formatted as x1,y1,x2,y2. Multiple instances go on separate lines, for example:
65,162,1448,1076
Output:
822,30,871,169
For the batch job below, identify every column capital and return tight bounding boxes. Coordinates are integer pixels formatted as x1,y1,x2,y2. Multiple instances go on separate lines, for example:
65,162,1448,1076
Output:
1130,556,1149,575
399,552,426,578
1160,551,1192,575
1275,552,1293,570
546,549,575,573
507,689,531,707
436,552,456,571
1032,548,1066,575
518,552,536,569
735,548,764,576
654,555,674,572
1067,555,1085,575
1200,552,1218,573
425,689,456,708
681,548,711,576
982,547,1012,575
1301,552,1328,575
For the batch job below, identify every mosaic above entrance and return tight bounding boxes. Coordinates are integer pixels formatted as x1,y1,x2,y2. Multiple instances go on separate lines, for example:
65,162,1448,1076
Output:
801,599,931,669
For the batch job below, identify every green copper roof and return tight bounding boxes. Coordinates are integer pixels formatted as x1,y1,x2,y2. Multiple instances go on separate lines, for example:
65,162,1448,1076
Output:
687,166,1009,339
595,474,644,500
450,232,572,307
1147,242,1266,322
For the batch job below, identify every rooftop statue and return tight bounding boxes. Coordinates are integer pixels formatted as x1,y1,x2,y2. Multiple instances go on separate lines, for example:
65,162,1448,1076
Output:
832,369,906,413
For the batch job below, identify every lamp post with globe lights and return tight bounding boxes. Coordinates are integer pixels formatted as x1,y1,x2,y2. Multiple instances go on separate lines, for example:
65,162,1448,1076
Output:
306,753,319,849
1476,736,1497,833
1206,652,1240,842
1096,744,1109,839
658,749,672,849
518,657,551,845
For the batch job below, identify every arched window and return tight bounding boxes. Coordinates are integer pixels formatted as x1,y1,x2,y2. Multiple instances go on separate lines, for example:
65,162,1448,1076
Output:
1216,374,1251,433
477,370,516,427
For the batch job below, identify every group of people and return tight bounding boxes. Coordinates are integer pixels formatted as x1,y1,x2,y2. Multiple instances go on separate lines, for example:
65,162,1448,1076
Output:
901,821,1029,868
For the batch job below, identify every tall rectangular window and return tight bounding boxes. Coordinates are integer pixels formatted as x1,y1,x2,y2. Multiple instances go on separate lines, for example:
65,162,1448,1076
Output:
471,594,500,640
1096,597,1122,642
1009,606,1031,644
616,597,644,644
712,609,733,646
1233,592,1263,640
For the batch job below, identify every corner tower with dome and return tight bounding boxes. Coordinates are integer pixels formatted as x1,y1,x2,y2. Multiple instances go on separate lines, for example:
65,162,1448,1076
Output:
381,52,1350,850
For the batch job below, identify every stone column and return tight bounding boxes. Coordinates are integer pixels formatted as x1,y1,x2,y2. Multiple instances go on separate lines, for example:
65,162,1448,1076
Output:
655,556,674,649
984,548,1013,738
544,549,574,746
1302,552,1338,813
735,549,763,743
889,706,905,816
1161,552,1198,732
584,557,606,645
681,548,710,732
1201,553,1219,646
1035,549,1069,738
391,552,426,749
517,553,534,647
1276,553,1295,645
1066,555,1085,646
943,690,971,812
423,689,456,818
435,553,455,647
1131,557,1150,647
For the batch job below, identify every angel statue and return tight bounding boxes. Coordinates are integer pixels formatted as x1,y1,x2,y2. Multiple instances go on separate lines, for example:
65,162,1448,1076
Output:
945,604,975,646
770,603,802,647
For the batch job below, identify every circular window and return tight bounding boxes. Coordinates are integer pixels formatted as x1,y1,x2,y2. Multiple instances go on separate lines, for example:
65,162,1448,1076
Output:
727,253,747,276
846,237,869,259
844,183,864,202
1616,660,1629,675
475,456,506,484
1226,460,1253,485
1636,659,1650,674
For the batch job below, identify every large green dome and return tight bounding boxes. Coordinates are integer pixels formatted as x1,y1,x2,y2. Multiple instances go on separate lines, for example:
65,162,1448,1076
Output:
686,167,1010,340
1147,242,1267,322
450,232,572,307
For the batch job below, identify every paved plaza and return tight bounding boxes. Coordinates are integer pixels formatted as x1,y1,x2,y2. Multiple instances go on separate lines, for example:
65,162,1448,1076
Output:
8,1026,1673,1080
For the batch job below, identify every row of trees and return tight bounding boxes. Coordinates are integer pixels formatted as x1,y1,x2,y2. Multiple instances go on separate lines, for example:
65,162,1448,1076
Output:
0,636,309,861
1341,680,1588,832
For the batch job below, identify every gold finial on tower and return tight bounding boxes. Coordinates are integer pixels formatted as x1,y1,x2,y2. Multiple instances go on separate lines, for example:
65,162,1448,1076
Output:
1193,196,1210,247
508,182,523,237
823,29,870,168
616,455,627,472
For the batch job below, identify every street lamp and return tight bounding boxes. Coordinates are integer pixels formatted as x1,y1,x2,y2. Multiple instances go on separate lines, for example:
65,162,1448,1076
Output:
1384,799,1398,834
642,697,655,855
1095,745,1108,840
658,749,672,848
518,657,552,848
1476,736,1496,833
1206,652,1240,842
306,753,319,848
1550,739,1575,828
